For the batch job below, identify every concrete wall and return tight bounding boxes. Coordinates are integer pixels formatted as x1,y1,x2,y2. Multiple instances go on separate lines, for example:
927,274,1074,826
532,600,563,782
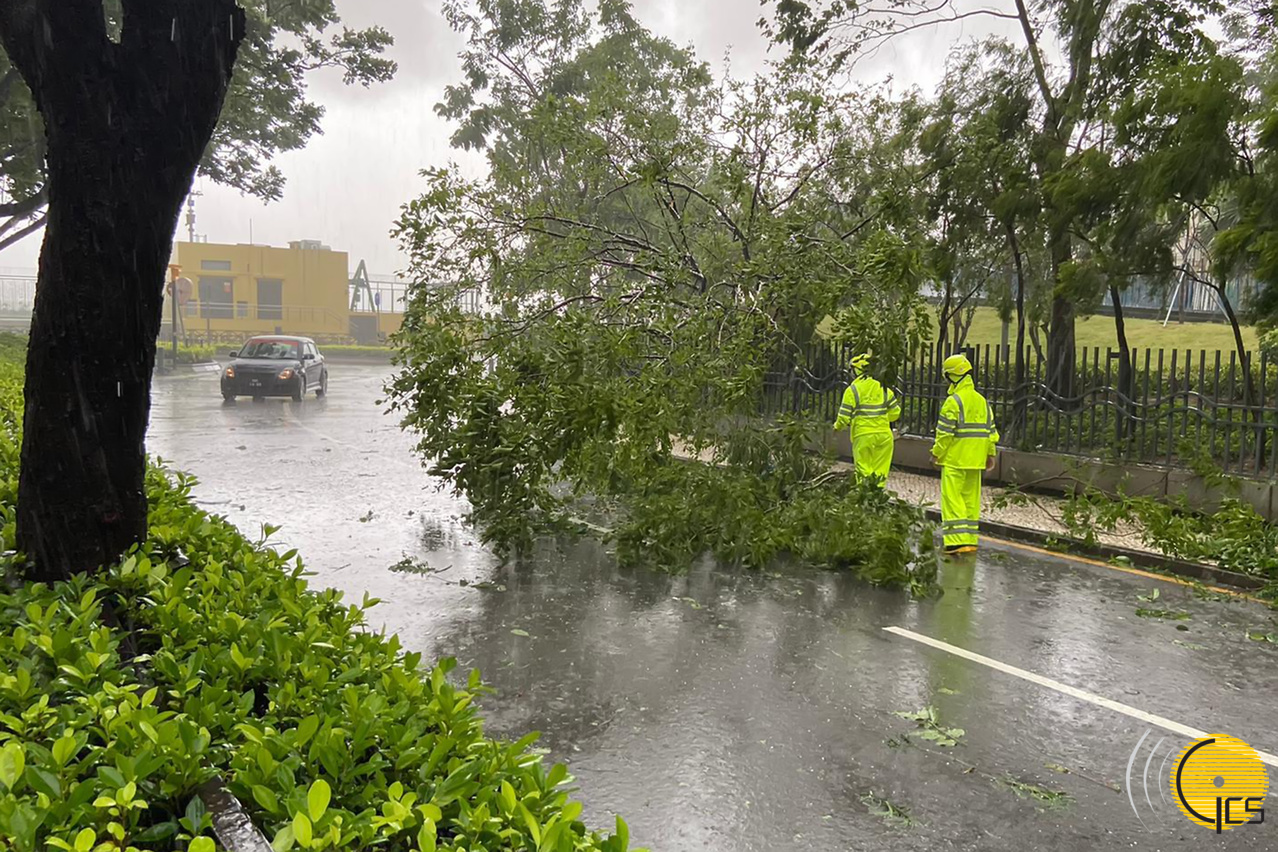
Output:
817,428,1277,521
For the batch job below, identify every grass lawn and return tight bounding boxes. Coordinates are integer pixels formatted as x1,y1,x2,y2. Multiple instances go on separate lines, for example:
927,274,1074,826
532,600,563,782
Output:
948,307,1258,354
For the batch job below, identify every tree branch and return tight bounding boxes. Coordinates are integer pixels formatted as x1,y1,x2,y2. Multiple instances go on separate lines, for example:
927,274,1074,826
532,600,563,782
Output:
1012,0,1058,133
0,186,48,219
0,211,46,251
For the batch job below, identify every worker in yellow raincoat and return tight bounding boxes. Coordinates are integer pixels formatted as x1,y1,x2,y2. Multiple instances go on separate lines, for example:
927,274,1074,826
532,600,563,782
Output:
932,353,999,554
834,353,901,486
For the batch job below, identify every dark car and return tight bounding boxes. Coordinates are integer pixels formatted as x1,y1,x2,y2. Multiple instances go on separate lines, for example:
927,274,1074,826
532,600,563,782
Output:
221,336,328,401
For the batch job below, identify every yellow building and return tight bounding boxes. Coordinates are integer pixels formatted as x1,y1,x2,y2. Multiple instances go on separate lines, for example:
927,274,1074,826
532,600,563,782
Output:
165,240,400,345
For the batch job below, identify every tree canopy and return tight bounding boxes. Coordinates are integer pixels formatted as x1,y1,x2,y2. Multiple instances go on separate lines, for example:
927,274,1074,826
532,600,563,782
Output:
0,0,395,250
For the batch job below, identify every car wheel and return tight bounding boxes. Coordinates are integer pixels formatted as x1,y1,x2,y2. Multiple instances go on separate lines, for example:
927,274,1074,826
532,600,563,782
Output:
316,371,328,398
222,391,236,402
292,376,305,402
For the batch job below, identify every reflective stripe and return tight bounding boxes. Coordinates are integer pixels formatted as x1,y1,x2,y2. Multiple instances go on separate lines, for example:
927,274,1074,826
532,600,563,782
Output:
942,520,979,529
947,391,995,435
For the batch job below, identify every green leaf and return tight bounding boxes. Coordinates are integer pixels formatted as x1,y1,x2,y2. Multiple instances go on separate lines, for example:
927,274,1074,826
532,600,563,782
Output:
26,766,61,798
271,824,296,852
73,828,95,852
51,735,77,767
133,822,179,843
518,803,542,846
307,779,331,821
295,715,320,746
189,838,216,852
0,741,23,791
417,817,437,852
253,785,280,812
510,629,530,637
293,811,313,848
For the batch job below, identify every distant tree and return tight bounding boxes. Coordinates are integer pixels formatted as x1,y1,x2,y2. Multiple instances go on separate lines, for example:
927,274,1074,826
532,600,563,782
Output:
1217,4,1278,338
0,0,395,250
765,0,1240,401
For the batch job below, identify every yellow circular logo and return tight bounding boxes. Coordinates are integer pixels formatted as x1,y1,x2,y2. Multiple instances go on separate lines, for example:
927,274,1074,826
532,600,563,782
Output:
1171,734,1269,831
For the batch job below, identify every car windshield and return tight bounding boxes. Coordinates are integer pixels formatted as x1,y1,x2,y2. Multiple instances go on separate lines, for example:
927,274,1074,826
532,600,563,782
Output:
240,340,300,360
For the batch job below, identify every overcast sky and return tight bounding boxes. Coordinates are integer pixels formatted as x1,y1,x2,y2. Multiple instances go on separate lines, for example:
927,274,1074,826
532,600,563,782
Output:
2,0,1017,276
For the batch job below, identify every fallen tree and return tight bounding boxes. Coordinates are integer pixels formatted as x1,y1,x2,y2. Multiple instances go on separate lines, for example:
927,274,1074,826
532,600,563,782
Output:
390,0,937,590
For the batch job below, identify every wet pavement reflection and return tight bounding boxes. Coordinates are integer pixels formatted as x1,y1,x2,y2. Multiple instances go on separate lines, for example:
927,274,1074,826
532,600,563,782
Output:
151,362,1278,851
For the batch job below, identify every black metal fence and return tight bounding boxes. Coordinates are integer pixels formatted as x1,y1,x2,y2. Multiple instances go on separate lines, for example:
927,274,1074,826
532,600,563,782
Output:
763,342,1278,478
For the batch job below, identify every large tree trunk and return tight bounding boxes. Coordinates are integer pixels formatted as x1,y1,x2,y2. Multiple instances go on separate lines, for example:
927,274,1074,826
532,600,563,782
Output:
1,0,244,581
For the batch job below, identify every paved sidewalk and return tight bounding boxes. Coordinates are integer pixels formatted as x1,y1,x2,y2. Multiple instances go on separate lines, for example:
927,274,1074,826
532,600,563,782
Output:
882,466,1155,555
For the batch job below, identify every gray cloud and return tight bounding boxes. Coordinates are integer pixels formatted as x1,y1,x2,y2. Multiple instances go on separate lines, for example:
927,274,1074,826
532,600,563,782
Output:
1,1,1013,275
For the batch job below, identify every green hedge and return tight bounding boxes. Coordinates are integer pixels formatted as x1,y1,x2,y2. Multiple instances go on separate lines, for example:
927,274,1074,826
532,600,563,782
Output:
0,338,636,851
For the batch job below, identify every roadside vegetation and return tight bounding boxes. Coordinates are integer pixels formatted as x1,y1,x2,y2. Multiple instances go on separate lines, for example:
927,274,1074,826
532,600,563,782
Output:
0,337,637,852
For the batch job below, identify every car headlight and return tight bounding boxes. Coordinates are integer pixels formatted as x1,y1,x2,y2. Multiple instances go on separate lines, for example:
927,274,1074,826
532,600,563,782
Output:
224,367,235,378
278,369,294,380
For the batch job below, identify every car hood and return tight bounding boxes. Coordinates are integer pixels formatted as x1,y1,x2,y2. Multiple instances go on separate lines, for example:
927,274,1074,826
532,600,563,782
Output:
230,358,302,370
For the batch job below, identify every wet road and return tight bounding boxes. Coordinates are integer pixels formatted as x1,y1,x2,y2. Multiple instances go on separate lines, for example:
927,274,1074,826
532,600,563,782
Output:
150,362,1278,851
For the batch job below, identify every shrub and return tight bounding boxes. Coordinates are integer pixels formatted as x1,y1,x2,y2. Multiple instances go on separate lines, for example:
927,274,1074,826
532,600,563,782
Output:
0,334,637,851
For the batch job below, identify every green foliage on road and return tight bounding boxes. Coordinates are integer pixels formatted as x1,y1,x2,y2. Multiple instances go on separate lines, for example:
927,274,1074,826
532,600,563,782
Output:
0,338,638,852
391,0,938,589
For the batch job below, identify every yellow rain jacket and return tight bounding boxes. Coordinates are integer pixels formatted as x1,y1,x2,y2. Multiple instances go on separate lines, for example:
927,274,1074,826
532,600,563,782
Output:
835,375,901,484
834,377,901,440
932,374,999,469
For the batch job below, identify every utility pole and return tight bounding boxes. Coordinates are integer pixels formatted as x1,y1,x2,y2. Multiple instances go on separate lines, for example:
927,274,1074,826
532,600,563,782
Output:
167,266,182,369
185,192,203,243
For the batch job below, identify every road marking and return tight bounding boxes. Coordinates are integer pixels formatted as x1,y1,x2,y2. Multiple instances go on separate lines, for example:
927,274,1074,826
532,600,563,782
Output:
883,626,1278,768
982,536,1266,605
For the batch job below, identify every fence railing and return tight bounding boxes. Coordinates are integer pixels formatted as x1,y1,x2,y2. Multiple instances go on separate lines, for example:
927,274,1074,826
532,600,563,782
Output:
764,342,1278,478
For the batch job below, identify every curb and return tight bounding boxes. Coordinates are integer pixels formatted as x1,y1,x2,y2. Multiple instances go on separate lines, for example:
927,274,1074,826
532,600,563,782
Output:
919,507,1266,592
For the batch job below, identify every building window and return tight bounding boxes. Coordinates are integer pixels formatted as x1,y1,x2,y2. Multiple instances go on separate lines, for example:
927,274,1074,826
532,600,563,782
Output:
257,278,283,321
198,277,234,319
200,260,233,271
237,301,249,318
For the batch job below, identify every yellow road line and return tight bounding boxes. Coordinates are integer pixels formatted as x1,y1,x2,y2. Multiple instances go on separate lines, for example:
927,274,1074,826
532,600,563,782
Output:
983,535,1270,605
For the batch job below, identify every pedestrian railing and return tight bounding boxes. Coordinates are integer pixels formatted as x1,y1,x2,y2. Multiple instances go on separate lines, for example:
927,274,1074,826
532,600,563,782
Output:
763,342,1278,478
